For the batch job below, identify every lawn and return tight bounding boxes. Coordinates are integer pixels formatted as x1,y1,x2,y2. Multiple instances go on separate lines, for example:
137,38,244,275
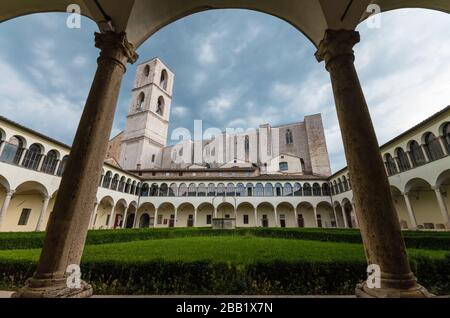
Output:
0,236,447,264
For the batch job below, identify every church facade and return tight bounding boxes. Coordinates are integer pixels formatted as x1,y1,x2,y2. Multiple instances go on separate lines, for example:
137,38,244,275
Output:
0,58,449,232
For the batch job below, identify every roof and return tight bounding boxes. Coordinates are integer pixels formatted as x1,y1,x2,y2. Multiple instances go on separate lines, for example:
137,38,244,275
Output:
331,105,450,178
140,173,329,182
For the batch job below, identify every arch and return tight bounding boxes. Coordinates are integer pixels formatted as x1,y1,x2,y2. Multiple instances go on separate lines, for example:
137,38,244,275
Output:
303,183,312,196
56,155,69,177
405,177,432,194
160,69,168,90
140,183,149,196
216,202,235,219
159,183,169,196
118,176,126,192
296,202,315,228
41,149,60,174
177,202,195,227
188,183,197,196
256,202,275,228
293,182,302,196
139,213,150,228
136,92,145,111
285,129,293,145
276,202,295,228
125,213,136,229
110,174,119,190
264,183,273,197
283,183,293,196
322,183,331,196
423,132,444,161
216,183,225,196
22,143,44,170
131,181,137,194
125,178,132,193
440,121,450,154
101,171,112,188
15,181,48,197
158,202,177,227
150,183,159,196
236,183,245,197
169,183,178,196
312,183,321,196
135,182,142,195
156,96,165,116
407,140,426,167
395,147,411,172
197,202,214,226
436,169,450,188
342,176,349,191
0,135,25,165
274,183,283,196
384,153,398,176
245,183,253,196
226,183,235,196
144,64,150,77
316,201,335,228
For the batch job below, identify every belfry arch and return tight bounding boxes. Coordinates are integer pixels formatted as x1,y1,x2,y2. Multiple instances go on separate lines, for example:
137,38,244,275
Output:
4,0,447,298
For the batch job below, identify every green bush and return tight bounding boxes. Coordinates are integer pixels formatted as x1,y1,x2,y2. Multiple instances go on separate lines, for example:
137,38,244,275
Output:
0,227,449,251
1,255,449,295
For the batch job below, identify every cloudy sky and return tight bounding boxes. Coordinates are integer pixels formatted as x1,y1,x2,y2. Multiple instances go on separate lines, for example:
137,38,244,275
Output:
0,9,449,172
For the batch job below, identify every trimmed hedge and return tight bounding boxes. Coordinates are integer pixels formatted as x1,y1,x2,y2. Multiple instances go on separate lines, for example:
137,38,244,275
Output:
1,255,449,295
0,227,449,251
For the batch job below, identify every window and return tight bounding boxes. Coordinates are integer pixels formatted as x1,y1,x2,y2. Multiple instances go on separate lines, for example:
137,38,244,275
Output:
198,183,207,196
283,183,293,196
275,183,283,196
144,64,150,77
342,176,349,191
313,183,321,196
206,215,212,225
150,184,159,196
226,183,235,196
151,154,155,163
279,162,288,171
207,183,216,196
236,183,245,197
156,96,165,116
0,136,24,164
217,183,225,196
141,183,149,196
118,177,126,192
244,135,250,154
293,183,302,196
246,183,253,196
303,183,312,196
41,150,59,174
136,92,145,111
264,183,273,197
18,209,31,226
159,183,168,196
110,174,119,190
424,132,444,161
286,129,293,145
179,183,188,197
160,69,168,90
322,183,331,196
255,183,264,197
243,215,249,225
169,183,178,196
188,183,197,196
443,123,450,154
300,158,306,172
384,153,398,176
22,144,42,170
157,214,163,225
395,148,411,172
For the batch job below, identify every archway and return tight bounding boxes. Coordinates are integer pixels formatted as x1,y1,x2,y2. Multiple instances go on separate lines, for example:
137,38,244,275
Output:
137,202,156,228
316,202,335,228
390,186,412,229
177,202,195,227
95,196,114,230
236,202,255,227
256,202,275,227
217,202,235,219
276,202,295,228
112,199,127,229
157,202,176,228
296,202,315,228
197,202,214,227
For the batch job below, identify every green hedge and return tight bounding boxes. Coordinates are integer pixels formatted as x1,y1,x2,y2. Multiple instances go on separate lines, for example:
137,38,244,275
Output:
1,255,449,295
0,227,449,251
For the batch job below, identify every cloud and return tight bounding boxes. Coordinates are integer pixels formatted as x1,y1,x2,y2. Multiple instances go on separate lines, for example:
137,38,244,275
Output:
204,87,244,115
196,31,227,65
172,105,189,117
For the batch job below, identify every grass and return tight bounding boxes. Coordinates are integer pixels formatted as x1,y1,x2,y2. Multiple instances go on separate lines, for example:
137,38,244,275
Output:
0,236,447,265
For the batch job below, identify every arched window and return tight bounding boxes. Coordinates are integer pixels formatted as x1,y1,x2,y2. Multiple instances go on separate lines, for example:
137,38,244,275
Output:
159,183,168,196
156,96,165,116
118,176,126,192
275,183,283,196
197,183,207,196
22,144,43,170
322,183,331,196
286,129,293,145
333,180,339,194
443,123,450,154
395,148,411,172
169,183,178,196
136,92,145,111
0,136,24,164
144,64,150,77
188,183,197,196
244,135,250,154
279,162,288,171
246,183,253,196
303,183,312,196
216,183,225,196
125,179,131,193
255,183,264,197
384,153,398,176
102,171,112,188
136,183,142,196
41,150,59,174
313,183,321,196
207,183,216,196
179,183,188,197
138,183,150,197
150,183,159,196
283,183,293,196
57,155,69,177
226,183,235,196
160,69,168,90
424,132,444,161
293,183,302,196
131,181,136,194
330,182,335,195
111,174,119,190
342,176,349,191
337,178,344,193
236,183,245,197
264,183,274,197
409,140,426,167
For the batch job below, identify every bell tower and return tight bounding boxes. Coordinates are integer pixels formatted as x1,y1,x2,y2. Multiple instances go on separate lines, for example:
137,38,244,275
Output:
119,58,174,170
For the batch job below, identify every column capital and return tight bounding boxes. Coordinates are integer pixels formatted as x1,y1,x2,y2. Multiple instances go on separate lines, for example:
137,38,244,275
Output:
431,186,441,191
315,29,360,70
6,190,15,197
94,31,139,69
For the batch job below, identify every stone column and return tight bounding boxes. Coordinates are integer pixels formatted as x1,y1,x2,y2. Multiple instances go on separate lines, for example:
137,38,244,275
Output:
174,208,178,227
403,193,418,229
351,202,359,228
0,141,6,156
315,29,429,298
433,186,450,228
154,208,158,228
254,208,258,227
35,195,51,232
438,137,448,155
194,208,198,227
89,203,98,230
421,144,430,162
313,206,318,227
341,208,349,229
214,207,218,218
109,205,117,229
332,207,339,228
121,206,129,229
14,31,138,298
0,190,14,230
294,208,299,228
274,207,279,227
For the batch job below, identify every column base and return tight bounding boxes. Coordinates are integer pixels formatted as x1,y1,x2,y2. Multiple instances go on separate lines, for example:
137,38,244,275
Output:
12,277,93,298
355,281,433,298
